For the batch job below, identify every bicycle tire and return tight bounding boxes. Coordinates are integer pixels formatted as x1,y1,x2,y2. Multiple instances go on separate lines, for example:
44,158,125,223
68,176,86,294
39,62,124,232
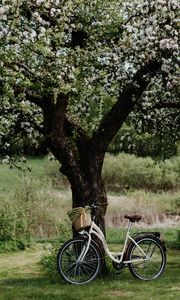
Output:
57,237,102,285
126,234,166,281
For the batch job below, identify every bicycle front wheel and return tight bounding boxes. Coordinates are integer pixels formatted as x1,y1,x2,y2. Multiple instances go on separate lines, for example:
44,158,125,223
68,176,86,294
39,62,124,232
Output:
57,238,102,285
126,235,166,281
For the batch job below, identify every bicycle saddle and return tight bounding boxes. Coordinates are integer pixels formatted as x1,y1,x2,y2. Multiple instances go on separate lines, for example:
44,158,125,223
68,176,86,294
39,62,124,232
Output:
124,214,142,222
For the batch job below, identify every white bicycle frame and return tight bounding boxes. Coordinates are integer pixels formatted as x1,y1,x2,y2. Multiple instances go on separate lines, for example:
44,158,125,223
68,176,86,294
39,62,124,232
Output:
78,220,149,264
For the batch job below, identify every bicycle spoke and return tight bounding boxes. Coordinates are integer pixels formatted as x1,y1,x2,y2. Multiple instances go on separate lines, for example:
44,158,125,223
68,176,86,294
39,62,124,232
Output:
81,264,93,277
128,237,166,280
58,238,101,284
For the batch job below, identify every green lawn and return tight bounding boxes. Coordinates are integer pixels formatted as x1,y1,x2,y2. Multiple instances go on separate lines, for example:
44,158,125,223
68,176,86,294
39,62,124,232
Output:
0,246,180,300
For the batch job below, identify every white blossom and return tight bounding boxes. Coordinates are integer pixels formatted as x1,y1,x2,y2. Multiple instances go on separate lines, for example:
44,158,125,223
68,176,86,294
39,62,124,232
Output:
36,0,44,5
160,38,179,50
0,0,179,134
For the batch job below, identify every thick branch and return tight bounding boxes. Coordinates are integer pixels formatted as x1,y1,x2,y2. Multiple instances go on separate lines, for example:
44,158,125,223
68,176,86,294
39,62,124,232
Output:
51,93,68,135
26,91,43,108
92,60,162,153
13,86,44,108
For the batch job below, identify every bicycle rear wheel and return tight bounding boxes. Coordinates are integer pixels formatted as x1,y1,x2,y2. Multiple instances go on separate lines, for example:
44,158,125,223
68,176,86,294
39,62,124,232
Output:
126,235,166,281
57,238,102,285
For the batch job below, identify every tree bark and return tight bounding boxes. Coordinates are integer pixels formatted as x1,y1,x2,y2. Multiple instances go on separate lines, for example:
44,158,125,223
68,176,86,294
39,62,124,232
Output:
60,148,108,236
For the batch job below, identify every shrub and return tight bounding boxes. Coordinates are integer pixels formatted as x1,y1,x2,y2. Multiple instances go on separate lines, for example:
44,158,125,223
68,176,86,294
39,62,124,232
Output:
102,153,180,192
41,241,60,282
159,157,180,190
102,153,161,191
0,200,31,253
0,170,72,253
13,178,69,239
0,202,16,241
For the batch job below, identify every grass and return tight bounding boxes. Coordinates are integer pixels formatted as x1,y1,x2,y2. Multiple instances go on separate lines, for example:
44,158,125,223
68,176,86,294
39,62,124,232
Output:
0,246,180,300
0,164,20,193
0,157,55,193
0,156,180,298
106,190,180,228
106,227,180,246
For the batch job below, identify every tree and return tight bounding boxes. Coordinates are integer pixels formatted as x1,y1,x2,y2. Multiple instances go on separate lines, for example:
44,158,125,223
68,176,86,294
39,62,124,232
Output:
0,0,179,234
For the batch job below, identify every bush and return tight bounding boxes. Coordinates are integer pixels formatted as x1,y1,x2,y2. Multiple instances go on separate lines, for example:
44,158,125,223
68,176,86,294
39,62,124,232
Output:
0,200,31,253
0,202,16,241
102,153,180,192
41,241,60,282
159,156,180,190
13,178,70,239
0,172,72,253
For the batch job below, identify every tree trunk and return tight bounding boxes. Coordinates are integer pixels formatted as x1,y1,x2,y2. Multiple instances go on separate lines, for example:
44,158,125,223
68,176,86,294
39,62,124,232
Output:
42,95,108,237
71,177,107,235
70,172,109,275
62,155,109,274
60,153,108,236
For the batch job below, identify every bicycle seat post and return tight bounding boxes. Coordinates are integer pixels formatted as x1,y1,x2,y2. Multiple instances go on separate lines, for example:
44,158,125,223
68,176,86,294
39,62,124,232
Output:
127,220,132,235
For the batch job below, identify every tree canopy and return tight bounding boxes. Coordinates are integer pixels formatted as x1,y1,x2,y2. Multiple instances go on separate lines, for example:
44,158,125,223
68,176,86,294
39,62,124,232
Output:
1,0,179,156
0,1,180,231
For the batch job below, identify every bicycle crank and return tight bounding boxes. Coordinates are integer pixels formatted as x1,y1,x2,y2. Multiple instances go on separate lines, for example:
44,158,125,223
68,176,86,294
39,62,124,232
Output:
112,256,125,271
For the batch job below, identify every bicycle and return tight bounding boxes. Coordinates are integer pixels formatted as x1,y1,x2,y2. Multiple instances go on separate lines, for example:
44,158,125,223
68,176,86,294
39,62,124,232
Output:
57,204,166,285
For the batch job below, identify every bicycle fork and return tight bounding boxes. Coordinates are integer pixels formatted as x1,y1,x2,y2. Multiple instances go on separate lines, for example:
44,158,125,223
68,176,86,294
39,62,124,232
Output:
77,233,91,263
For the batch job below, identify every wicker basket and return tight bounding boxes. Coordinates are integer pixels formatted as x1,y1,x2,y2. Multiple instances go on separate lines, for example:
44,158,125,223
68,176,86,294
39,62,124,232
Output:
74,211,92,231
67,207,92,231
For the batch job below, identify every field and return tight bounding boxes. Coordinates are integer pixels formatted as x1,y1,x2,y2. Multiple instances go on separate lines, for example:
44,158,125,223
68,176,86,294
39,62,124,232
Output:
0,246,180,300
0,155,180,299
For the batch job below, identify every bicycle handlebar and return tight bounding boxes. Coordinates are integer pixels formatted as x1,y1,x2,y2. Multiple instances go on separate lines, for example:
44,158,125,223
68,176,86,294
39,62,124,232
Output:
90,202,108,209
